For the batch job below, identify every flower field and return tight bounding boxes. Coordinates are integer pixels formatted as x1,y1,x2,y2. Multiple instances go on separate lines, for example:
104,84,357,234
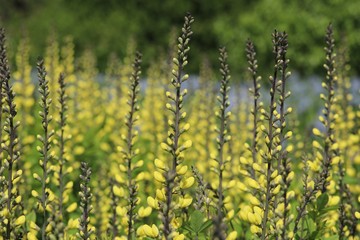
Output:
0,13,359,240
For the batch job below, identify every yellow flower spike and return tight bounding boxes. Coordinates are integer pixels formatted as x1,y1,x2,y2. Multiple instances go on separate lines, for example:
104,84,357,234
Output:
355,212,360,219
154,171,166,183
180,176,195,189
66,202,78,213
138,206,152,218
176,165,188,175
227,231,237,240
14,215,25,226
147,196,159,209
156,189,166,202
30,221,40,231
113,185,125,197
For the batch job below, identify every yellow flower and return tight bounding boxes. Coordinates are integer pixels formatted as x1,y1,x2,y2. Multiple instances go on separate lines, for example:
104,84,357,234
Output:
67,218,79,229
138,206,152,218
147,196,159,209
176,165,188,175
178,195,193,208
31,190,39,198
14,215,25,226
227,231,237,240
66,202,78,213
154,171,166,183
250,225,261,234
312,128,322,137
182,140,192,149
180,176,195,189
156,189,166,202
246,178,260,189
154,158,165,169
173,233,185,240
113,185,124,197
138,224,159,238
27,232,37,240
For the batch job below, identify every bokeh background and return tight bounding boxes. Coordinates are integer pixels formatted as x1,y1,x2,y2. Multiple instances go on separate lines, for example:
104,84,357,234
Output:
1,0,360,76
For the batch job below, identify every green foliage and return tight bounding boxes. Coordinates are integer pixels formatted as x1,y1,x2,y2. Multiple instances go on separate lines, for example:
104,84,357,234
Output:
1,0,360,76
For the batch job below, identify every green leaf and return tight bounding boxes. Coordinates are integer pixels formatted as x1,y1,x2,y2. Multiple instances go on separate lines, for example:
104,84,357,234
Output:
316,193,329,211
190,210,205,233
182,224,194,233
26,210,36,229
343,176,359,184
198,219,212,233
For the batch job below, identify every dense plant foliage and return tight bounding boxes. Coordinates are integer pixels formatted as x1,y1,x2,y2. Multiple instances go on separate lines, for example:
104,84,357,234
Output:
0,13,360,240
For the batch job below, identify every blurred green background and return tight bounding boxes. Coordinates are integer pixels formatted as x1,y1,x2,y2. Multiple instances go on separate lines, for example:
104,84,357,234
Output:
1,0,360,76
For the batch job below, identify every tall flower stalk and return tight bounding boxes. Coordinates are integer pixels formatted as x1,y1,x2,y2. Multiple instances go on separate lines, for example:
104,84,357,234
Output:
78,162,93,240
0,27,24,240
35,59,55,239
153,13,194,240
122,51,142,239
212,47,231,240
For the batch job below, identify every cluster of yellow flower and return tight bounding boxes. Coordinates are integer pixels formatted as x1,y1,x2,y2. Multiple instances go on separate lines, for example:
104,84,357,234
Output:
0,16,359,240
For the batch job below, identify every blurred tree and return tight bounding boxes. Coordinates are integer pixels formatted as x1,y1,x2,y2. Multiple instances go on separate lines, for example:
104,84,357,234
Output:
0,0,359,77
